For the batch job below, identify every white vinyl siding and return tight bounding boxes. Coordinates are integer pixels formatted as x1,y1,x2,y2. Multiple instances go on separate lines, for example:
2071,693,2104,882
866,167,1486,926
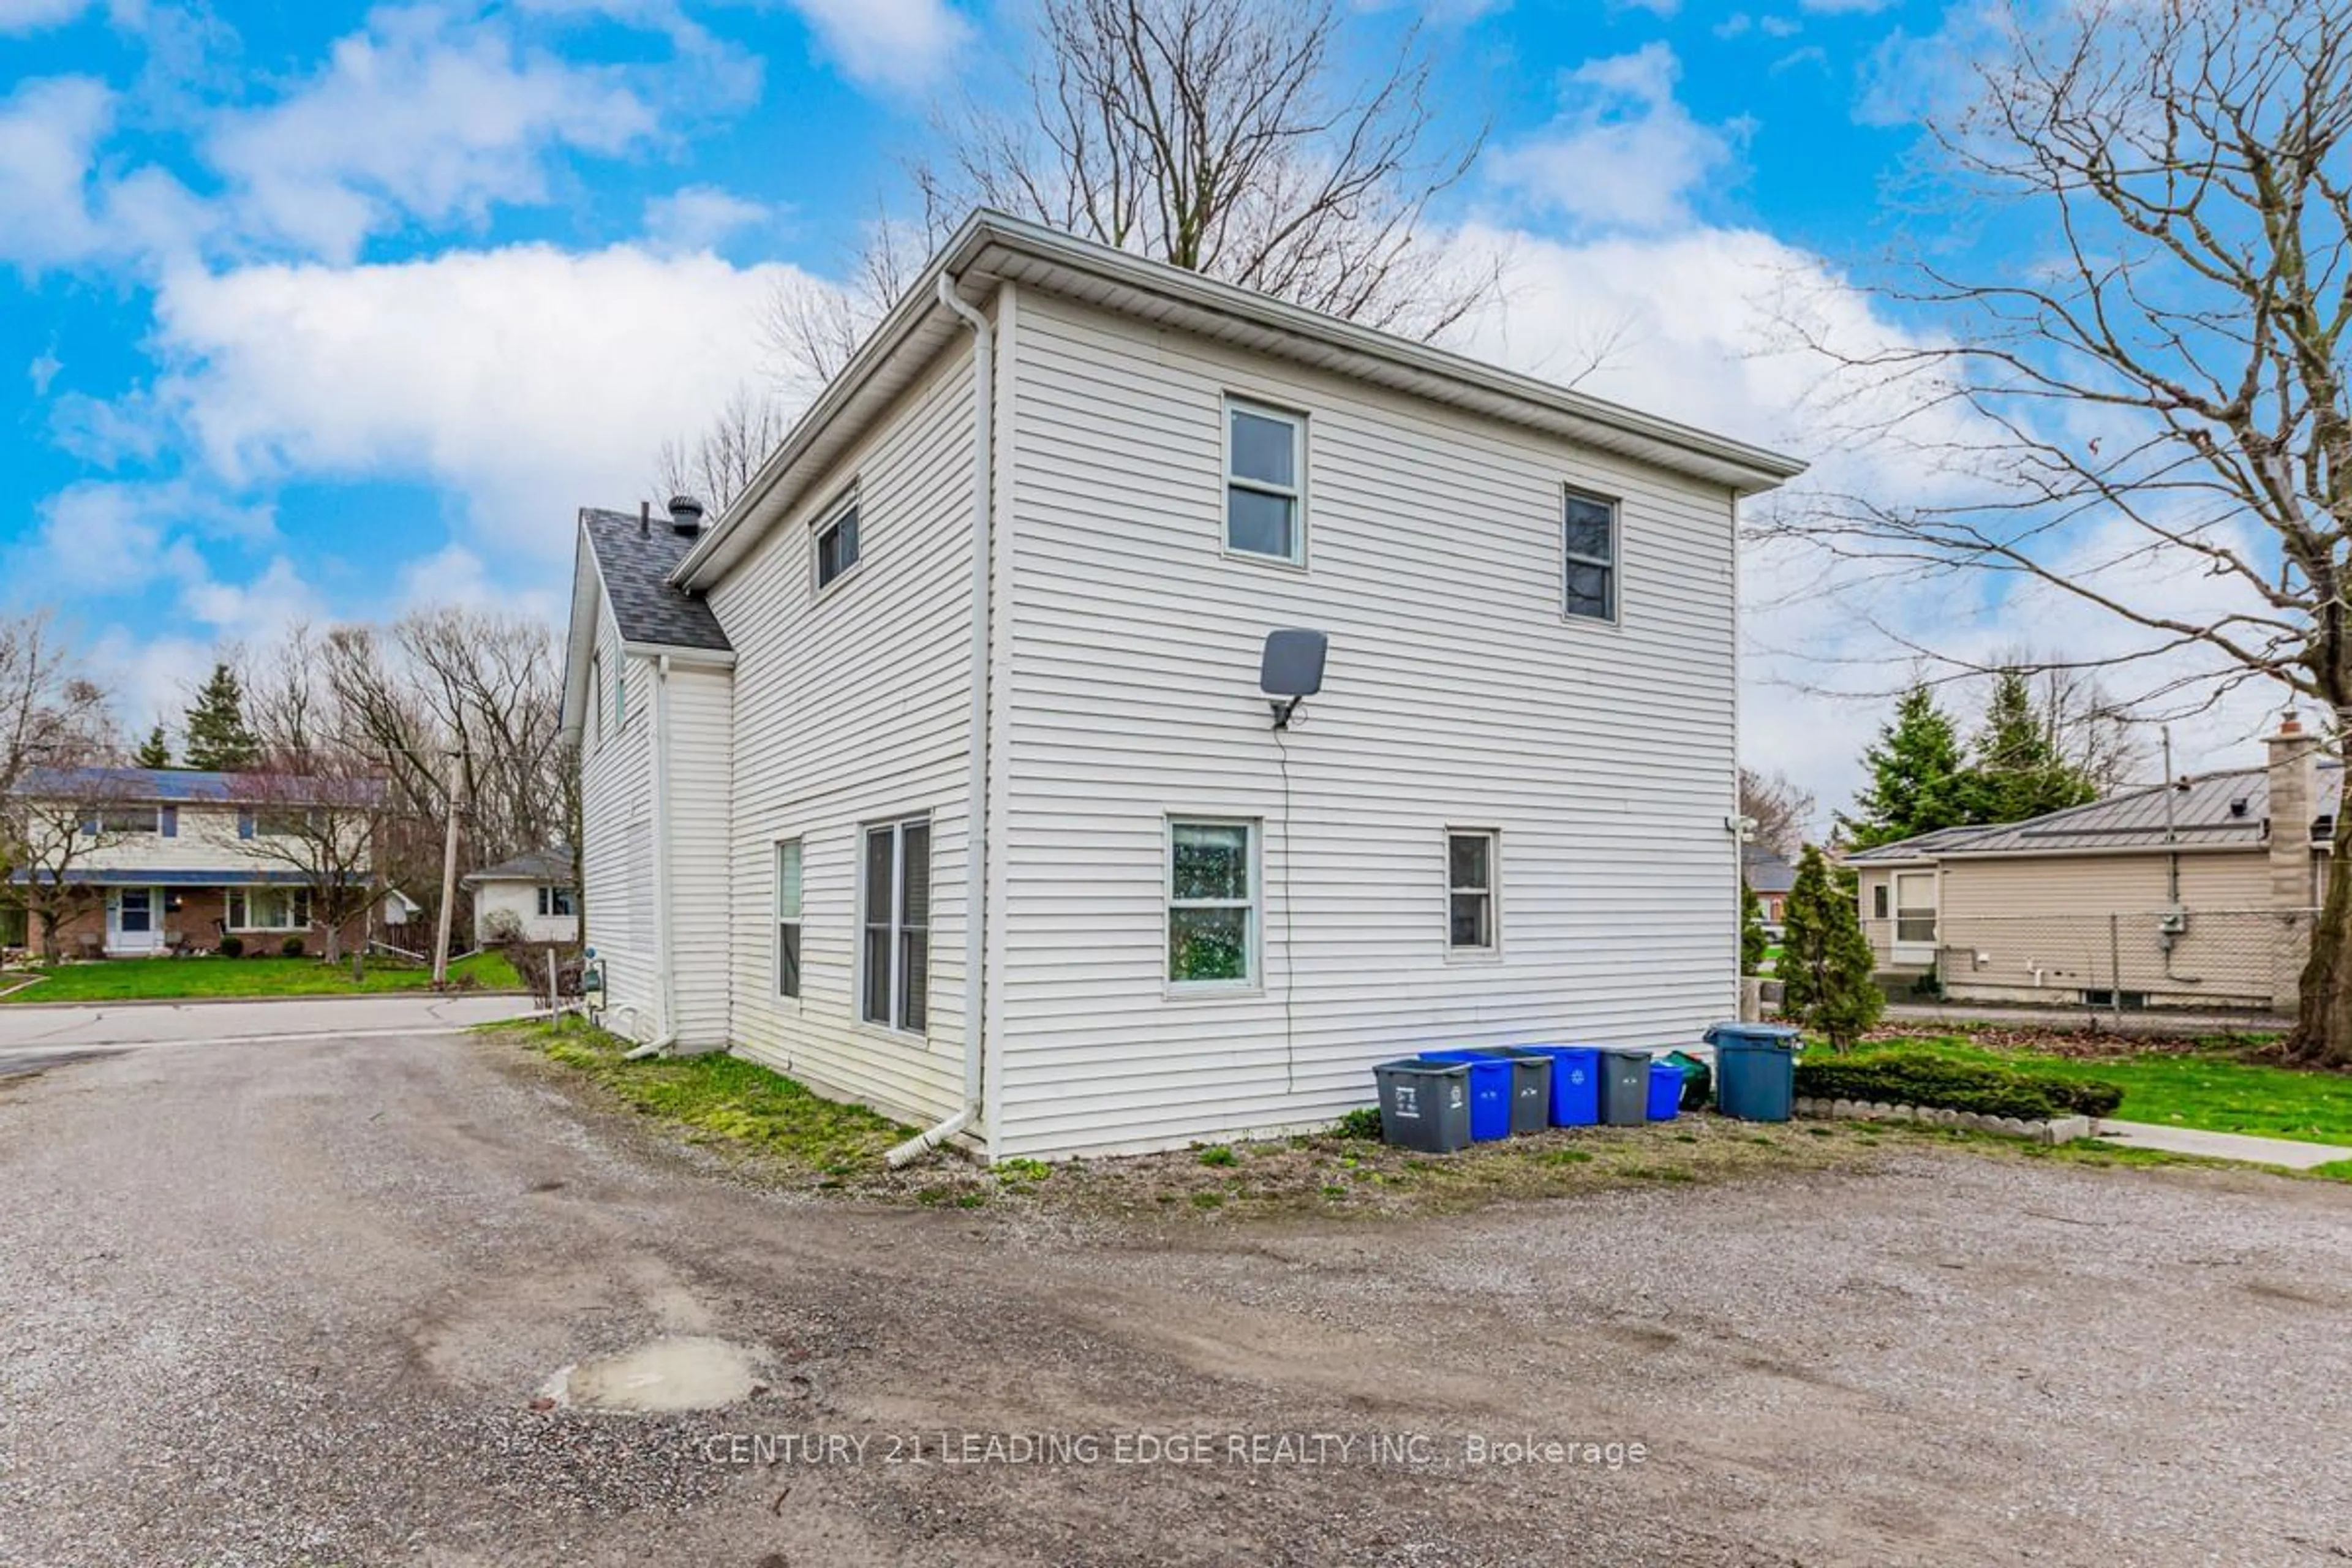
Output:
989,289,1742,1159
712,333,981,1130
579,597,658,1038
666,663,736,1049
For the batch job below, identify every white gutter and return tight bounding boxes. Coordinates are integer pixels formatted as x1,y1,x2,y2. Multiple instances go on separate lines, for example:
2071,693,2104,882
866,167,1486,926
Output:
886,271,993,1170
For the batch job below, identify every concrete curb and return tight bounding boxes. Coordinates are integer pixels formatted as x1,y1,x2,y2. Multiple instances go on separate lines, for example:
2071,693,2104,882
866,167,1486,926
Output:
1794,1095,2092,1147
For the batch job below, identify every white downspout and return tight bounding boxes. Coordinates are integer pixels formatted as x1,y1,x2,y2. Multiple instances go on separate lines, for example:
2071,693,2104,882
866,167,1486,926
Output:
886,271,993,1168
630,652,679,1060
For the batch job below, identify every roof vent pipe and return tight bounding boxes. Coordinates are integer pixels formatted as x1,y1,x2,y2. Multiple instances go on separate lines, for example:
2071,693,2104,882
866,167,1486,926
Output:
668,495,706,536
639,500,650,537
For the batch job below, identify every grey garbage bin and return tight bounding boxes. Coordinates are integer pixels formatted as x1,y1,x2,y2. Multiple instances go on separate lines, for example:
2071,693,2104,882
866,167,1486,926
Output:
1373,1058,1472,1153
1596,1049,1651,1126
1468,1049,1552,1134
1703,1022,1802,1121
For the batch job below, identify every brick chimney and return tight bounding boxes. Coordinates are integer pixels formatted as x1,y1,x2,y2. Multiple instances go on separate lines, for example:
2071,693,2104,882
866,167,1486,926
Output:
2267,710,2323,912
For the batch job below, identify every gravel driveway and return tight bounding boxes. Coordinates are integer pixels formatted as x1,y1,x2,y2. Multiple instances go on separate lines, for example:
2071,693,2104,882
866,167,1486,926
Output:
2,1033,2347,1567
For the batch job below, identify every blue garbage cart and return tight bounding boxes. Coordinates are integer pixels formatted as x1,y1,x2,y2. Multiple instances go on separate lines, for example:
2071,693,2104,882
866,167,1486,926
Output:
1434,1049,1550,1133
1646,1060,1683,1121
1506,1045,1602,1126
1704,1022,1803,1121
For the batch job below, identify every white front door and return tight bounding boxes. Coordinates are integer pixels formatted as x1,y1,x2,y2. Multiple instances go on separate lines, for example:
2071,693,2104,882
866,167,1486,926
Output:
107,888,162,956
1891,870,1939,966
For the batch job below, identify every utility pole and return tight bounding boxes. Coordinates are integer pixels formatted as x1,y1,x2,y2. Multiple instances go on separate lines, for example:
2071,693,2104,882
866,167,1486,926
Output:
431,747,463,985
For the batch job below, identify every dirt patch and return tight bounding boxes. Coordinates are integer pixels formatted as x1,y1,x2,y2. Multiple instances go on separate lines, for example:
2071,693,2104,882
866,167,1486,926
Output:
480,1023,1901,1223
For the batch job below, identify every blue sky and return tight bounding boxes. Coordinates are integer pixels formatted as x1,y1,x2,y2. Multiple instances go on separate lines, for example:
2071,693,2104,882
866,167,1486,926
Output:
0,0,2250,809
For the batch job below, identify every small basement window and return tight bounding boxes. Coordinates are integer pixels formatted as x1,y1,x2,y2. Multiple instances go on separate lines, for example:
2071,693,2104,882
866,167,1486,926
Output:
1563,490,1619,622
816,500,862,590
1224,400,1304,564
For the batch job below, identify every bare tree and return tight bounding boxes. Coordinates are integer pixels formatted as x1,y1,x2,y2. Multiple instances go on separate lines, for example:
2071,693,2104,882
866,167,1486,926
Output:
764,0,1493,385
1765,0,2352,1063
229,764,385,967
655,386,790,514
1738,768,1817,859
0,612,113,804
8,772,140,962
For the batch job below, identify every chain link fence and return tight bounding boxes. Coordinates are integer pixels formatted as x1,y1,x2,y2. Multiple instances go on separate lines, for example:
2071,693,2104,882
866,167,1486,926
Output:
1867,910,2314,1016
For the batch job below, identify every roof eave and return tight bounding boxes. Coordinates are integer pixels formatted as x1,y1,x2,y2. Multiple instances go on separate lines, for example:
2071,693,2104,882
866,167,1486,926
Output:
673,209,1808,594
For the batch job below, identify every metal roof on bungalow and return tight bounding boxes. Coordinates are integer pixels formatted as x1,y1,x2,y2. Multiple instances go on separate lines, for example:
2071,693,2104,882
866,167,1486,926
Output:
668,209,1807,594
9,766,388,806
1845,764,2345,864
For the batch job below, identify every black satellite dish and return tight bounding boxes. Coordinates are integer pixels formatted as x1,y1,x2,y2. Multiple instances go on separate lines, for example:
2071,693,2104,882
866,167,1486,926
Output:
1260,630,1327,730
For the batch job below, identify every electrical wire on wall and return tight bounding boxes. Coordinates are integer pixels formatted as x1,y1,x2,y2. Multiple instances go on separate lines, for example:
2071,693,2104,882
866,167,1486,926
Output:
1273,724,1297,1094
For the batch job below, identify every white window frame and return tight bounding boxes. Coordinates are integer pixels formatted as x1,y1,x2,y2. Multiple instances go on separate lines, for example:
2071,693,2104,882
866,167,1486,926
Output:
1562,488,1621,625
537,885,576,919
775,838,803,1002
1164,816,1261,992
1892,870,1938,958
857,816,929,1035
1445,828,1501,957
227,886,312,933
813,491,864,595
1221,397,1307,567
86,805,159,836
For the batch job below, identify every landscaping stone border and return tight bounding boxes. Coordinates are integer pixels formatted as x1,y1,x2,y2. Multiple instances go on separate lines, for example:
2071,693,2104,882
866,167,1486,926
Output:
1792,1096,2093,1147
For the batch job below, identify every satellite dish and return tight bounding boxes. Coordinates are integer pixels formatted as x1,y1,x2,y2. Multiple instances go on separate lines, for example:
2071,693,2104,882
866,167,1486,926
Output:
1260,630,1327,729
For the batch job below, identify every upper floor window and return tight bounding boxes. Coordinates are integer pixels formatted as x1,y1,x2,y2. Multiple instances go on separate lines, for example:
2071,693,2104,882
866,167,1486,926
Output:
1225,399,1304,564
816,500,862,590
84,805,158,836
1564,491,1619,622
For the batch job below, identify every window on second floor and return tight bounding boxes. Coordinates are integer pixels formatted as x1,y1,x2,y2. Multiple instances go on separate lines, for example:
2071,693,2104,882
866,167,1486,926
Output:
83,805,158,835
1563,490,1619,622
1225,399,1305,564
816,500,862,590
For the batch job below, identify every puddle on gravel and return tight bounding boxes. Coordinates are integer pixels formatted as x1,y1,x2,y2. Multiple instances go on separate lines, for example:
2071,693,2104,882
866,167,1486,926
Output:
547,1336,768,1414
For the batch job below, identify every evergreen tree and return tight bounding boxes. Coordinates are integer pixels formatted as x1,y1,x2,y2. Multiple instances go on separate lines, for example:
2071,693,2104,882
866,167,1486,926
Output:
1841,684,1969,850
1967,668,2098,823
1741,879,1769,974
182,664,261,771
1778,845,1883,1052
133,725,172,770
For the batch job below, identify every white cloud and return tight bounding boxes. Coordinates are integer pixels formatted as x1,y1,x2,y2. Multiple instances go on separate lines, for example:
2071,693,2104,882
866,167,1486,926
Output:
0,74,210,274
206,6,663,260
1760,14,1802,37
641,184,772,254
783,0,972,92
0,0,93,32
28,345,62,394
142,243,812,561
1485,43,1742,233
25,480,268,594
177,554,321,637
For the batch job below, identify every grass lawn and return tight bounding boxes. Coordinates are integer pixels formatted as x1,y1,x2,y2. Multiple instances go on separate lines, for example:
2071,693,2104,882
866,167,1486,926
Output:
1862,1035,2352,1147
0,950,524,1004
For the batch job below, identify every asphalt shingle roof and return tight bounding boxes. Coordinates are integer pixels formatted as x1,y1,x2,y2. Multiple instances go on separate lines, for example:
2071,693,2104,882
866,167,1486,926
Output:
1741,846,1797,894
1846,764,2343,862
464,848,576,886
582,508,732,653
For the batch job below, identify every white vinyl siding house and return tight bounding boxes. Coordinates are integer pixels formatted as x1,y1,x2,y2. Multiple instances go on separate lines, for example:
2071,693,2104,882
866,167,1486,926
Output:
564,212,1801,1161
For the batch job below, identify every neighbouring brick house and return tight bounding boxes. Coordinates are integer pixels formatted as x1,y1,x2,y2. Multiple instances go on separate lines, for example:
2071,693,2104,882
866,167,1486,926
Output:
4,766,390,959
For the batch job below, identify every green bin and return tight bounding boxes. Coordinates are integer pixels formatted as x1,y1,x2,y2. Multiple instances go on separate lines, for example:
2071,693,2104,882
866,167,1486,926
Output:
1704,1023,1801,1121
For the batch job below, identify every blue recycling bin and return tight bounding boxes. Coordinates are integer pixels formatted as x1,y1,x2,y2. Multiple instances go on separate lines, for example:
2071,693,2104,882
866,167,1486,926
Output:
1414,1054,1512,1141
1506,1045,1601,1126
1704,1022,1802,1122
1646,1060,1684,1121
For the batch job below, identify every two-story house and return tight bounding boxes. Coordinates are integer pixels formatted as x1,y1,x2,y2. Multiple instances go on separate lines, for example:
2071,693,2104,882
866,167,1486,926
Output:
561,211,1804,1162
5,766,382,959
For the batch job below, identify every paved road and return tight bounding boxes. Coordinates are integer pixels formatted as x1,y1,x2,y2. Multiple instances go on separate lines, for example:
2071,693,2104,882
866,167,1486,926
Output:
1,1033,2348,1567
0,992,540,1074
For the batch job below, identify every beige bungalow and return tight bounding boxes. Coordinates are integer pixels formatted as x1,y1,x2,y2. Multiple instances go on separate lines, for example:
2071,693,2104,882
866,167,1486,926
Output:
1846,718,2332,1014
